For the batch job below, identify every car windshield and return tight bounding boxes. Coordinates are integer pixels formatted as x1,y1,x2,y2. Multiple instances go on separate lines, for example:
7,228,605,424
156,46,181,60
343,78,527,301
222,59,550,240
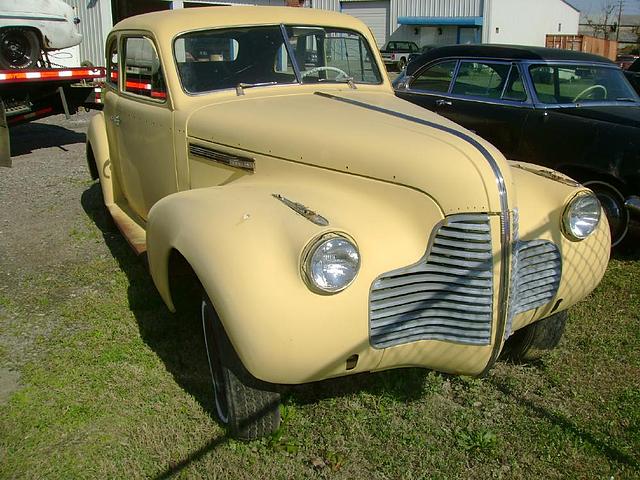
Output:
528,64,639,104
174,24,382,94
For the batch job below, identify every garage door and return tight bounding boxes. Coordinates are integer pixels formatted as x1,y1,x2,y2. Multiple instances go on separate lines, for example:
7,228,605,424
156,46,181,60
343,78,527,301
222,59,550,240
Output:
341,1,390,48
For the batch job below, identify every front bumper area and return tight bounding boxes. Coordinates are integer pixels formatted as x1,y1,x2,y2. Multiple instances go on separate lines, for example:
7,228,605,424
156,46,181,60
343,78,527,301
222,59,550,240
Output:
625,195,640,218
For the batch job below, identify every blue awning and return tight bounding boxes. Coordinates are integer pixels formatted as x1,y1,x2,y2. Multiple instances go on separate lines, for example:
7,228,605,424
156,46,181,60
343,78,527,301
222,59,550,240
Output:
397,16,483,27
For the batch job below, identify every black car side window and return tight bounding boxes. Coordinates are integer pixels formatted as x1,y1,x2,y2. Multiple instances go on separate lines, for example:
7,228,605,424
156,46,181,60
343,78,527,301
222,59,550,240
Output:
451,61,510,99
502,65,527,101
411,60,457,93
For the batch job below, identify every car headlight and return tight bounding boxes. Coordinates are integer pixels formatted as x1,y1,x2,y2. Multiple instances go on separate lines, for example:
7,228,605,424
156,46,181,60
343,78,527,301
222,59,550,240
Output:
562,191,601,240
303,234,360,293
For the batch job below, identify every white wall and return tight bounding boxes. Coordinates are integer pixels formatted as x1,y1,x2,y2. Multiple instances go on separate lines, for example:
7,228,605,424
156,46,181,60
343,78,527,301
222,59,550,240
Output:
388,24,457,45
484,0,579,46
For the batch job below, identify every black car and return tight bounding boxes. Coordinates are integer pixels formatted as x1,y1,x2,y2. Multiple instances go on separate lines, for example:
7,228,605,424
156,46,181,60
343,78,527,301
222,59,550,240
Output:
625,57,640,95
393,44,640,246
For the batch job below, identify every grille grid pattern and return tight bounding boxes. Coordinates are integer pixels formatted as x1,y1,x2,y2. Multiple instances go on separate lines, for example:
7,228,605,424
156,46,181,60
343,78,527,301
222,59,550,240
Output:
510,240,562,315
369,214,494,348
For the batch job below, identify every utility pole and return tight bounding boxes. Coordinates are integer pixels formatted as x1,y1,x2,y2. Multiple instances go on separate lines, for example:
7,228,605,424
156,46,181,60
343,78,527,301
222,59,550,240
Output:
616,0,624,42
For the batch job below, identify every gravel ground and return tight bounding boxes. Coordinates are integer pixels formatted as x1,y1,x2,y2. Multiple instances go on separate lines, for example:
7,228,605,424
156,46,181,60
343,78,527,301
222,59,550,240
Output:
0,111,104,400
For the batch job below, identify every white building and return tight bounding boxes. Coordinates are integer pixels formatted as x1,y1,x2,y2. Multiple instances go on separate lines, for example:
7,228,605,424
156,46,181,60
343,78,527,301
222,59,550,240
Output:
60,0,580,66
311,0,580,48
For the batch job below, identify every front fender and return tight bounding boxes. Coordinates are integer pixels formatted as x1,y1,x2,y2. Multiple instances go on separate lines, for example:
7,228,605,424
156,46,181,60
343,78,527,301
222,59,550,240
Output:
509,163,610,332
146,174,445,384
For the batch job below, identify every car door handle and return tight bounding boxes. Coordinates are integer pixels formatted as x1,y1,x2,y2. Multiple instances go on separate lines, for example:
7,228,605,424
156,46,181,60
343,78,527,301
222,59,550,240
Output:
435,99,452,107
110,115,120,126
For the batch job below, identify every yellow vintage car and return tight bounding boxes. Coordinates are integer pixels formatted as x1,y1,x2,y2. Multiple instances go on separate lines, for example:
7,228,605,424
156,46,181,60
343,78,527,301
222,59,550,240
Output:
87,6,611,440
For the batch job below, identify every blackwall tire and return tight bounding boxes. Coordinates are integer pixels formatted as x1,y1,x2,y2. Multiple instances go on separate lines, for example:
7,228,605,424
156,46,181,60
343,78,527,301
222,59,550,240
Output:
397,57,406,71
201,296,281,440
583,180,629,248
502,311,568,362
0,28,40,69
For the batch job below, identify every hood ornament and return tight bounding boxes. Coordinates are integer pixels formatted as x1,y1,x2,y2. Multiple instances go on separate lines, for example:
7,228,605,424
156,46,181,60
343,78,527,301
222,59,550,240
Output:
272,194,329,226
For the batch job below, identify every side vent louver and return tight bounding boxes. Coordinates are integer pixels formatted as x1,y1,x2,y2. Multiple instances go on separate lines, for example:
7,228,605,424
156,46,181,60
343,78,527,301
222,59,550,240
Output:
189,143,255,172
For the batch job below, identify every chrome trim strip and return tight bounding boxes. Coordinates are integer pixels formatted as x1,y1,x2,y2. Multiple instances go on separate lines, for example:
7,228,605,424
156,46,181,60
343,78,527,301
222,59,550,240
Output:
313,91,511,371
188,144,255,172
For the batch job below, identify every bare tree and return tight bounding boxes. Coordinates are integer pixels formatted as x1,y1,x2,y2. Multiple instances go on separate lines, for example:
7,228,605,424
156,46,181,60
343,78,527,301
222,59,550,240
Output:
586,1,618,39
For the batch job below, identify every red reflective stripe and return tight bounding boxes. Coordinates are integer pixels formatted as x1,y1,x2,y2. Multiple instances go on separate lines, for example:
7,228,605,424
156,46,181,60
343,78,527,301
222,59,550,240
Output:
125,80,152,90
150,91,167,99
0,67,105,83
110,71,118,80
7,106,54,124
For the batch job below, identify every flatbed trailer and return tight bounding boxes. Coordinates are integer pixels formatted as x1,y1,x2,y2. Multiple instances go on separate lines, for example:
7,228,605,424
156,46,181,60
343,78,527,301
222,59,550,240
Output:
0,66,105,167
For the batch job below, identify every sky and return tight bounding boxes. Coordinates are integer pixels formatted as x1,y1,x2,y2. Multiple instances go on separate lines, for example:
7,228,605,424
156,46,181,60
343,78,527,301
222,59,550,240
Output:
566,0,640,15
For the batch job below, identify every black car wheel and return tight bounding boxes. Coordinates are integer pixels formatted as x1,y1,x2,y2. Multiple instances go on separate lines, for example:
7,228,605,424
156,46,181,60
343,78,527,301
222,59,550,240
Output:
501,311,567,362
583,180,629,247
201,296,281,440
397,57,407,71
0,28,40,69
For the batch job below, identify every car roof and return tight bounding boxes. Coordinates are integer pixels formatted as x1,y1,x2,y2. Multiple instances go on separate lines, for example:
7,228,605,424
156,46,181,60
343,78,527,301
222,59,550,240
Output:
406,44,615,75
112,6,364,36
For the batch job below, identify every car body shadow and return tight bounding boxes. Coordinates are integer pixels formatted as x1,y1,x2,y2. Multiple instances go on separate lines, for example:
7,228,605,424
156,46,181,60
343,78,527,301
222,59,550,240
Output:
9,122,87,156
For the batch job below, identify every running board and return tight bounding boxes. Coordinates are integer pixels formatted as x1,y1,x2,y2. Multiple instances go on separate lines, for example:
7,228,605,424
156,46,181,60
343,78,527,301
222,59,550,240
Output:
106,202,147,255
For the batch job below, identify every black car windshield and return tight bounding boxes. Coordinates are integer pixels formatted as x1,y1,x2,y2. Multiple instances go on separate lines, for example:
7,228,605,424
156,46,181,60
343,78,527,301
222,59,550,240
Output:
174,24,382,94
529,64,639,104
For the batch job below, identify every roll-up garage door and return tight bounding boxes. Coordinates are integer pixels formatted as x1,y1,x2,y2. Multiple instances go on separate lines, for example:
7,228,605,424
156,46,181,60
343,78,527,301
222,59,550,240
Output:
341,1,390,48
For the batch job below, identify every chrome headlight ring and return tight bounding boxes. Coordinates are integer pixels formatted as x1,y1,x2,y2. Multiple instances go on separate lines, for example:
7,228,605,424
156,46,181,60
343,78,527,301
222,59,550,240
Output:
302,233,360,294
562,191,602,241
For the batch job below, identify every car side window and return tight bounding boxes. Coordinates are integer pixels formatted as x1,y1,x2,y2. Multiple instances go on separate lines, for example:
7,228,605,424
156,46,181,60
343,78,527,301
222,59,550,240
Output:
106,38,118,87
502,65,527,101
123,36,167,101
452,61,510,99
410,60,457,93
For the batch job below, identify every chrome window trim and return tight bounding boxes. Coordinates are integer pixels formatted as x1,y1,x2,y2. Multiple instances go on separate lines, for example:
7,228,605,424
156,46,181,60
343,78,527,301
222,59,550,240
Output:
314,91,512,372
406,58,534,106
405,56,640,107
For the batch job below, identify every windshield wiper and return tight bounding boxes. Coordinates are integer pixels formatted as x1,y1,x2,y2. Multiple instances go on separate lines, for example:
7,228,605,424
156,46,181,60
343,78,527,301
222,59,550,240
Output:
615,97,638,102
236,82,277,96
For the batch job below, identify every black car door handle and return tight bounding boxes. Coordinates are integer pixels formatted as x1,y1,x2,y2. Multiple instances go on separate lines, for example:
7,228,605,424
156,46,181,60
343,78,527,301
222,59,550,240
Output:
435,99,452,107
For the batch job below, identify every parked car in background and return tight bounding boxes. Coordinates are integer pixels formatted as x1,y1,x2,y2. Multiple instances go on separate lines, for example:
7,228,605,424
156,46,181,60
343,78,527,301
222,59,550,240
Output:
625,57,640,94
380,40,418,70
88,8,610,440
394,44,640,247
0,0,82,69
616,54,639,70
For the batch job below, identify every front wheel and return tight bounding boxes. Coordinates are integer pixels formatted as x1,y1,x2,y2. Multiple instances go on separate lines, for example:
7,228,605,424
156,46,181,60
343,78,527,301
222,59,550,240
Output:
583,180,629,247
501,311,567,362
201,296,281,440
0,28,40,69
397,57,407,71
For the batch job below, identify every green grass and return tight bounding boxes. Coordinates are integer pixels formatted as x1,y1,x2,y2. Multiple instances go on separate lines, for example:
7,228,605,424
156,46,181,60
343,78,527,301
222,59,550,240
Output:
1,190,639,478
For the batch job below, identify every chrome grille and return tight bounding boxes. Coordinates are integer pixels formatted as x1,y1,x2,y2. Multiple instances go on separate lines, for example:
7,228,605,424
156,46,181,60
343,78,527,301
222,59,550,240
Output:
511,240,561,315
369,214,494,349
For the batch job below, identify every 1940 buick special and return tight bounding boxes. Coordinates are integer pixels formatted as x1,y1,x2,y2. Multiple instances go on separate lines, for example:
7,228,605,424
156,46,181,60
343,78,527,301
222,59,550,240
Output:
87,7,611,440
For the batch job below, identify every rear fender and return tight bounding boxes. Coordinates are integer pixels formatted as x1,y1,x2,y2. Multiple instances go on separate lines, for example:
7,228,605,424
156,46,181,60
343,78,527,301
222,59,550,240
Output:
86,112,114,206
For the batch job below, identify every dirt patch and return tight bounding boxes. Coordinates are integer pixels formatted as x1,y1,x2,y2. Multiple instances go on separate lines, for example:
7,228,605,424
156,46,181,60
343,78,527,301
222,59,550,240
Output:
0,368,20,405
0,112,107,372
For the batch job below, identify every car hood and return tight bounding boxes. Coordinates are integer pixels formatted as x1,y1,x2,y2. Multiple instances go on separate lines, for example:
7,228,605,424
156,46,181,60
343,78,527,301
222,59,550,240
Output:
551,104,640,128
186,89,512,214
